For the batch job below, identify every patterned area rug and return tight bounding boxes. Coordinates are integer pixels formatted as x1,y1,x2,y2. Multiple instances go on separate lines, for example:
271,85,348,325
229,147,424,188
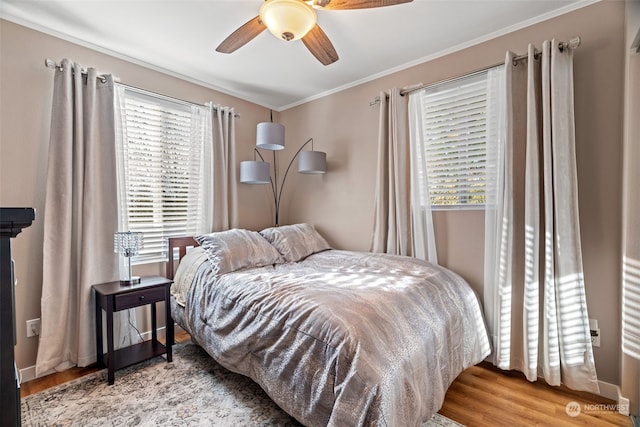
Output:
22,342,463,426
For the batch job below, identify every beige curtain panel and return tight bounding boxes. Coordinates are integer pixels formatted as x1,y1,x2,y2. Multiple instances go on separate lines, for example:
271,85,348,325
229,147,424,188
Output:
371,89,411,256
484,41,599,393
210,104,239,232
36,59,119,375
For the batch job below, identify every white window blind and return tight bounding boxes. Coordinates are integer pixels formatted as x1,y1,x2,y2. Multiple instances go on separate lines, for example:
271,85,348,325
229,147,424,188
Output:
115,87,209,264
416,72,490,208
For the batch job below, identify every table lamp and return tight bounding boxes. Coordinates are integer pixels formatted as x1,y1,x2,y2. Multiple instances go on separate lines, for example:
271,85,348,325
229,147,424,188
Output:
114,231,143,285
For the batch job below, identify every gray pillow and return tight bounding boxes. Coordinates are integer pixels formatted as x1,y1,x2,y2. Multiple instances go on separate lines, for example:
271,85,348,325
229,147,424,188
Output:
260,223,330,262
195,228,283,275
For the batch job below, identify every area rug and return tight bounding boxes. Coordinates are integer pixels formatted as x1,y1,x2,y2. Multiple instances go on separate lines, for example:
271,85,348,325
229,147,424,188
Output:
22,342,463,426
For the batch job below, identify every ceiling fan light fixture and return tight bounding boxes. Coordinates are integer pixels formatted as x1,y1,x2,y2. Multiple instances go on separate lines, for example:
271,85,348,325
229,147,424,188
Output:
259,0,317,42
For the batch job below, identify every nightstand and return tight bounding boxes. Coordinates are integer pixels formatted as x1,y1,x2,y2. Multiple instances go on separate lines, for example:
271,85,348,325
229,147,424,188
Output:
93,276,174,385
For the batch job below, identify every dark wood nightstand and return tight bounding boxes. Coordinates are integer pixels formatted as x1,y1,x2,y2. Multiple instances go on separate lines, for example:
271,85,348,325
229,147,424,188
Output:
93,276,174,385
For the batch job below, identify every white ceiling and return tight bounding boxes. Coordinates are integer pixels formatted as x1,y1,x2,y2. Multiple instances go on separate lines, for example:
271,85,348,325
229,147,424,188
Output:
1,0,593,110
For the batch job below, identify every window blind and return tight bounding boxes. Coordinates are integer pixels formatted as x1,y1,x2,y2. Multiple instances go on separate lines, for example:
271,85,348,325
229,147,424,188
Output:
417,72,489,207
115,88,208,264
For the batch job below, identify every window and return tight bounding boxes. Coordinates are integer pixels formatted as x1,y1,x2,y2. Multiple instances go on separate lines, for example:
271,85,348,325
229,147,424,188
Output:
114,86,211,263
411,70,498,209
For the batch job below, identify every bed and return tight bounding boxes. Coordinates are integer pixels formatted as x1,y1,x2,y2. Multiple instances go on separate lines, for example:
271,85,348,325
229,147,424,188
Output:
167,224,491,427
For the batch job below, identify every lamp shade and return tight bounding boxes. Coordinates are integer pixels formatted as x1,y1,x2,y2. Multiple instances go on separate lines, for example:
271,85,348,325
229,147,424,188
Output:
113,231,143,257
259,0,317,42
240,160,271,184
114,231,143,285
298,150,327,174
256,122,285,150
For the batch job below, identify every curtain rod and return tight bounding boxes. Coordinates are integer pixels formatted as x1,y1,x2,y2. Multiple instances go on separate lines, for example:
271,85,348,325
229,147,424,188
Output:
370,36,581,105
44,58,240,118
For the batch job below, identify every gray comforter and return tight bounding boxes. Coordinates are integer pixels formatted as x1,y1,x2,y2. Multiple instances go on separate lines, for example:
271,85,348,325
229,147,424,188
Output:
171,249,491,427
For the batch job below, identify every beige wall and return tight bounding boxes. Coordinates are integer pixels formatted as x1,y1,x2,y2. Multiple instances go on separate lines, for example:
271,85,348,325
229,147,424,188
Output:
279,0,626,386
0,0,628,389
0,19,277,370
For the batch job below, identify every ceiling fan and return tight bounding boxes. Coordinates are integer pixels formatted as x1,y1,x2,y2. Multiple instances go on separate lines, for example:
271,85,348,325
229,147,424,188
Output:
215,0,413,66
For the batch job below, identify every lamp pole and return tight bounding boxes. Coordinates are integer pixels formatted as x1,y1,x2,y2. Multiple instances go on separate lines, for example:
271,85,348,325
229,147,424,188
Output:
252,137,315,226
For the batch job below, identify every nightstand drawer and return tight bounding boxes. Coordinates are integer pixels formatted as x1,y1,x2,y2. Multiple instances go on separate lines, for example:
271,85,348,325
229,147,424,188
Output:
114,287,166,311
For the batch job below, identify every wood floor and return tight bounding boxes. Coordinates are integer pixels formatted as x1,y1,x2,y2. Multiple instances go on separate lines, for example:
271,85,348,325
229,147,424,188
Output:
22,330,631,426
438,363,631,426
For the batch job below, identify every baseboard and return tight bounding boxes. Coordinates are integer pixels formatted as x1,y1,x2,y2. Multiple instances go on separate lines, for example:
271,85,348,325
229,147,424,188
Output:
597,380,630,416
19,324,185,384
598,379,620,401
19,365,45,384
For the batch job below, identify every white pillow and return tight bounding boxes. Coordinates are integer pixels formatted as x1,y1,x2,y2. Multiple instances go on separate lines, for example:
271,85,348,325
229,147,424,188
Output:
170,246,208,307
195,228,283,275
260,223,330,262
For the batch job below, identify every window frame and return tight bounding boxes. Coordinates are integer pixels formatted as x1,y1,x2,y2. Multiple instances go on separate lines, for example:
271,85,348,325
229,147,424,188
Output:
410,69,497,211
114,85,210,265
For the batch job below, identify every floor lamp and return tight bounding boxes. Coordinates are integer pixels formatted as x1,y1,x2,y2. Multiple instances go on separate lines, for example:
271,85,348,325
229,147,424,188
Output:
240,121,326,226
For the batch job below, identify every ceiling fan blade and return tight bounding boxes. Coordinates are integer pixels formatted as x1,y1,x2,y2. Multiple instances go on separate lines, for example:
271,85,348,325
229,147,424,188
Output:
302,25,339,66
314,0,412,10
216,16,266,54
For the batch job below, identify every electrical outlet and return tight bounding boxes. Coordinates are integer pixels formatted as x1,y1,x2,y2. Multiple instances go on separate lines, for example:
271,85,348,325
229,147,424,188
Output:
590,328,600,348
26,318,40,337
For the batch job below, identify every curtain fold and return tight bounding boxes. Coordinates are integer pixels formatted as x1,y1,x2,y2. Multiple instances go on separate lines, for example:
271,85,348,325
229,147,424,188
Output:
483,63,510,368
371,89,411,256
36,59,118,374
522,44,542,382
112,84,142,350
408,92,437,263
205,104,238,232
484,41,599,393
